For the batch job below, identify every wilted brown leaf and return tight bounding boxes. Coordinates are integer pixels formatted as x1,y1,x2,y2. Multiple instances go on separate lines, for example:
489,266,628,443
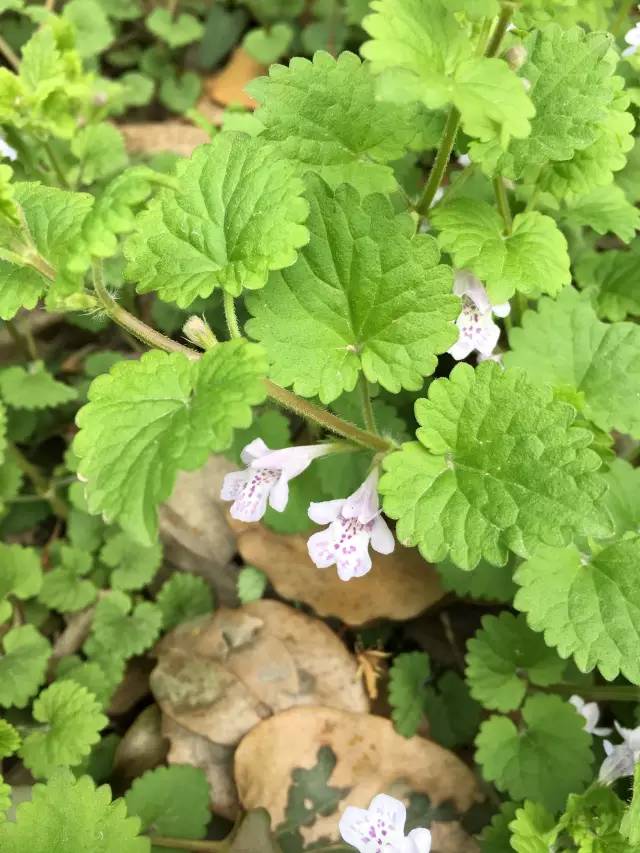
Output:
235,706,483,853
230,520,445,625
204,46,265,108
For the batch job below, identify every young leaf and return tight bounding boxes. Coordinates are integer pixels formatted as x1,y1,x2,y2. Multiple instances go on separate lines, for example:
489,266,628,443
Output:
247,50,420,195
62,0,114,58
237,566,268,604
70,123,128,185
388,651,431,738
476,694,592,812
0,543,42,622
466,612,565,712
124,765,210,840
508,801,558,853
505,287,640,438
0,770,148,852
562,184,640,244
361,0,533,146
380,362,610,569
0,719,21,758
602,458,640,538
39,544,96,612
0,361,77,410
514,538,640,684
246,176,458,403
574,245,640,322
0,625,50,708
422,671,482,749
83,592,161,663
431,199,571,303
124,133,309,306
146,8,203,48
20,681,107,778
100,532,162,591
436,558,516,603
156,573,214,631
74,341,267,544
56,656,124,709
558,786,629,851
478,802,518,853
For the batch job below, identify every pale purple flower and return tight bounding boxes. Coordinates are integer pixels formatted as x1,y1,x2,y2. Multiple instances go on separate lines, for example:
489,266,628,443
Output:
599,721,640,784
339,794,431,853
624,19,640,56
307,470,394,582
569,695,612,737
221,439,331,522
0,137,17,161
448,271,510,361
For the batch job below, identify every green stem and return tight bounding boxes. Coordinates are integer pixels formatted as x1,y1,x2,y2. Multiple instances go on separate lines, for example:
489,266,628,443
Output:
91,262,391,453
223,291,242,340
611,0,635,37
150,838,227,852
9,444,68,519
541,682,640,703
5,318,38,361
359,374,378,435
415,1,516,217
0,33,19,71
43,141,69,189
493,176,512,234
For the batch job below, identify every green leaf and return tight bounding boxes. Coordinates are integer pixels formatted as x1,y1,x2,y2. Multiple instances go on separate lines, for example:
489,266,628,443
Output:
0,183,92,319
247,51,420,195
509,801,558,853
243,24,293,64
227,409,290,465
388,651,430,738
0,774,8,822
361,0,533,146
125,765,210,841
472,25,619,179
0,543,42,621
558,786,630,852
198,5,248,69
156,573,214,631
237,566,268,604
39,544,96,612
431,199,570,303
0,625,50,708
562,184,640,244
380,361,610,569
159,71,201,113
279,746,348,833
436,557,516,602
0,165,19,226
478,802,518,853
0,770,149,853
124,133,309,305
505,287,640,438
62,0,114,57
20,681,107,778
0,452,23,517
74,341,267,544
246,176,458,403
70,123,128,186
146,8,203,48
621,765,640,846
0,719,21,758
84,591,161,663
0,361,77,410
100,532,162,591
602,458,640,538
476,694,592,812
422,671,482,749
574,245,640,322
466,612,566,712
514,537,640,683
56,656,123,709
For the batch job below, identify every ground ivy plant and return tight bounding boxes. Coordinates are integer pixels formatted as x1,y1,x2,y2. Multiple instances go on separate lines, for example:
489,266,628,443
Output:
2,0,640,850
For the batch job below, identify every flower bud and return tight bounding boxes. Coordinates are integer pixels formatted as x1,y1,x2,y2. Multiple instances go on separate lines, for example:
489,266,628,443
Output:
182,316,217,350
505,44,527,71
61,293,99,312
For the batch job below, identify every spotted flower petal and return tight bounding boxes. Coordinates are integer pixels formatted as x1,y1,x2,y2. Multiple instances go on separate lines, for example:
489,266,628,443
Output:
449,271,510,361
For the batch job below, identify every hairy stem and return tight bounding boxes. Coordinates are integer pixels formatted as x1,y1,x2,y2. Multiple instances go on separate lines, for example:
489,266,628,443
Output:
91,262,392,452
9,444,68,519
223,291,242,339
415,1,517,217
493,176,512,234
359,375,378,435
43,141,70,189
540,682,640,703
5,318,38,361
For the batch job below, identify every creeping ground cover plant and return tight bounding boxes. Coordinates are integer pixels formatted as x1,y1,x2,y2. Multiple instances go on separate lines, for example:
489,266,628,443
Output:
4,0,640,850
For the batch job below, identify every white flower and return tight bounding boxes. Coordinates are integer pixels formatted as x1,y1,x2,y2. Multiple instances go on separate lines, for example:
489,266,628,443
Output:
569,695,612,737
624,21,640,56
448,271,510,361
0,137,17,161
599,721,640,784
221,439,331,522
339,794,431,853
307,469,394,581
457,153,472,168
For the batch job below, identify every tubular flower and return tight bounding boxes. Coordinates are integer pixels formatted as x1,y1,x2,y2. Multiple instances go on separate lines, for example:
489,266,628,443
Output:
339,794,431,853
